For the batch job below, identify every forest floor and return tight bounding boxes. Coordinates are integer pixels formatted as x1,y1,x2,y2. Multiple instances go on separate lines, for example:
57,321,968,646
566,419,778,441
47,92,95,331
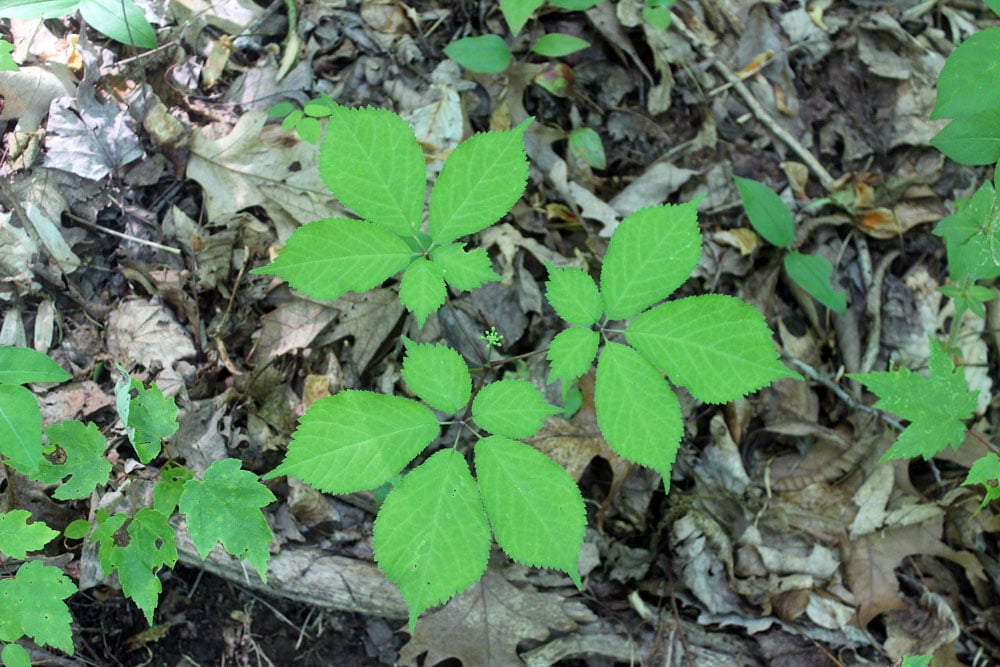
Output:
1,0,999,665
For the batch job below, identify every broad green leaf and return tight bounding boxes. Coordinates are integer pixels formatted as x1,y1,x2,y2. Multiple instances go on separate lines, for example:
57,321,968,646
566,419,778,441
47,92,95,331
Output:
399,257,446,328
568,127,606,169
92,509,177,625
180,458,275,582
546,327,599,384
595,343,683,490
79,0,157,48
2,643,30,667
0,560,76,653
545,263,603,326
627,294,796,403
474,436,585,586
499,0,543,34
264,391,439,493
933,182,1000,282
600,201,702,320
64,519,91,540
0,510,58,559
0,384,42,474
783,251,846,314
930,111,1000,165
318,106,425,236
0,346,70,385
35,420,110,500
428,120,531,244
530,33,590,58
0,0,79,19
848,339,979,462
932,27,1000,120
444,35,513,73
374,449,491,632
472,379,560,439
402,339,472,413
430,243,500,290
963,453,1000,512
733,176,795,248
549,0,601,8
127,379,179,464
153,465,194,516
643,5,673,29
253,218,412,301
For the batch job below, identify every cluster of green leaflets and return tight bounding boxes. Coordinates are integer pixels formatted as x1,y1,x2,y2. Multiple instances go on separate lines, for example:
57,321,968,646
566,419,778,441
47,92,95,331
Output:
255,103,793,628
0,348,275,665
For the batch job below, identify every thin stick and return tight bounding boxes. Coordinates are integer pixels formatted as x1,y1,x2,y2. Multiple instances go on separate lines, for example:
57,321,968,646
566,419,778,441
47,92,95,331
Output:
65,213,182,254
784,355,904,431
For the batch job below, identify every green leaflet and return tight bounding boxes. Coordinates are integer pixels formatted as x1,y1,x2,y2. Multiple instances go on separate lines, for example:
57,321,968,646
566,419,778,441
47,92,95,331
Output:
0,385,41,474
180,458,276,583
252,218,411,302
530,33,590,57
399,258,447,328
319,106,425,236
428,120,531,244
626,294,797,404
2,643,30,667
0,510,58,559
0,560,76,653
783,251,847,314
264,391,439,493
402,339,472,413
932,27,1000,120
374,449,491,632
444,35,513,73
36,420,110,500
0,346,70,384
931,110,1000,166
0,0,79,19
567,127,606,170
92,509,178,625
474,436,585,586
499,0,543,34
472,379,560,439
600,201,702,320
733,176,795,248
544,263,603,326
595,343,683,491
546,327,599,384
430,243,501,290
848,339,979,462
79,0,156,48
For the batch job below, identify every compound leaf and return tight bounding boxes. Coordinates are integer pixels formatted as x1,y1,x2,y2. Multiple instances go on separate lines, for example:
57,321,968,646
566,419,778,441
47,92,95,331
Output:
430,243,500,290
963,453,1000,512
428,120,530,244
126,379,179,464
0,510,58,559
545,263,603,326
444,35,513,73
530,33,590,57
399,258,446,328
474,436,585,586
92,509,177,625
848,339,979,462
374,449,491,632
733,176,795,248
402,339,472,413
179,458,275,582
600,201,702,320
318,106,425,236
0,385,41,474
36,420,110,500
0,346,70,385
0,560,76,653
472,379,560,439
252,218,411,302
783,251,846,314
546,327,599,384
932,27,1000,120
595,343,683,491
499,0,543,34
79,0,156,48
264,391,439,493
626,294,796,404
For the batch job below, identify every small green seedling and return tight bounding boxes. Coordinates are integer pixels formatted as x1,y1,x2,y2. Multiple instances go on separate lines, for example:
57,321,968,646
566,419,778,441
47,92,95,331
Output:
734,175,848,314
0,0,157,48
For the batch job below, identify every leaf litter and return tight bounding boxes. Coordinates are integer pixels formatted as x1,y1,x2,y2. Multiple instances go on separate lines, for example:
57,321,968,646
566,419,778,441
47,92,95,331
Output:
1,0,999,665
